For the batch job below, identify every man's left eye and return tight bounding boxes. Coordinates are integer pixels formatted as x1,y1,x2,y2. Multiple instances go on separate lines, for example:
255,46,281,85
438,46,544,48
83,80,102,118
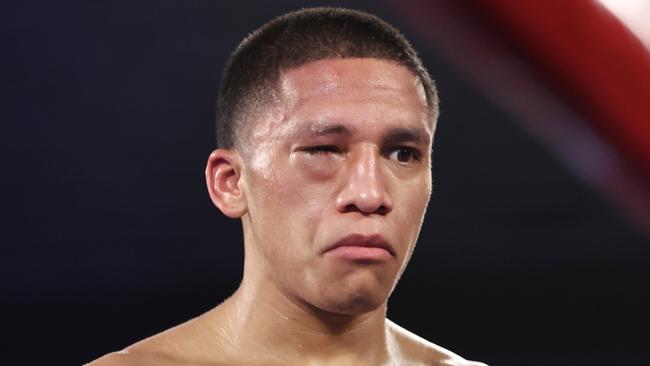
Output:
388,147,419,164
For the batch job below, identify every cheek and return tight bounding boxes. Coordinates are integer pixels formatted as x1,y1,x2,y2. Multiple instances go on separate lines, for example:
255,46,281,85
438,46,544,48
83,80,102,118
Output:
394,176,431,235
245,163,327,243
286,154,343,207
291,154,341,180
411,177,431,217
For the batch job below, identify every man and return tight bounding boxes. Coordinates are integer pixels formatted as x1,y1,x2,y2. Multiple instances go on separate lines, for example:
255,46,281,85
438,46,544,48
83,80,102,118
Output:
90,7,486,366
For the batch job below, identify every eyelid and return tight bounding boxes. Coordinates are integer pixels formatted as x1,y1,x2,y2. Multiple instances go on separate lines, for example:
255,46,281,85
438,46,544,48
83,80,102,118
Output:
407,146,423,160
298,145,341,154
386,145,423,164
388,145,422,158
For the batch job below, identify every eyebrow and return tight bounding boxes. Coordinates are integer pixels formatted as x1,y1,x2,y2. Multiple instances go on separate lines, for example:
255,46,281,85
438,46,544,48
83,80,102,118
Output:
292,123,353,139
382,127,431,146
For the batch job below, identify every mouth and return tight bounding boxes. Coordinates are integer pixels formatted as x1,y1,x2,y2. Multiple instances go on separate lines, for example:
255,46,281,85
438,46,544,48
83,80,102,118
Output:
323,233,395,262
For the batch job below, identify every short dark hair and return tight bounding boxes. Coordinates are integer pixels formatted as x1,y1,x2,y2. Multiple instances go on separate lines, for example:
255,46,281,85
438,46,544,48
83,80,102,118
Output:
216,7,438,149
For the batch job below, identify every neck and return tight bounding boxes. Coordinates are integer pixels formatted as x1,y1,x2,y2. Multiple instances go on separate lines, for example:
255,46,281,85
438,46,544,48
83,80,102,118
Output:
209,272,393,365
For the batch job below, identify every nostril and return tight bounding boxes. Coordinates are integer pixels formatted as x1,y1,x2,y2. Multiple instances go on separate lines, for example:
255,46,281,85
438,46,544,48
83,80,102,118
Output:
342,203,390,215
375,205,389,215
343,204,358,213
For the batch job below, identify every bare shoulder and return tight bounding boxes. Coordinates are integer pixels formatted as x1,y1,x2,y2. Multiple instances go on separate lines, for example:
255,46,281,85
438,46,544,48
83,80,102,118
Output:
85,310,229,366
84,347,177,366
85,339,186,366
386,319,488,366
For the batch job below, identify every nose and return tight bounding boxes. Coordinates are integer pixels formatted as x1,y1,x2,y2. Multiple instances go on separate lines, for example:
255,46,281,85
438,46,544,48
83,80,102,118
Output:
335,146,393,216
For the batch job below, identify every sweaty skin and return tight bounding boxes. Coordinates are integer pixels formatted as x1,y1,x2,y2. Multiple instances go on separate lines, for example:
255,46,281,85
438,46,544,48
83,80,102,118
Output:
88,58,486,366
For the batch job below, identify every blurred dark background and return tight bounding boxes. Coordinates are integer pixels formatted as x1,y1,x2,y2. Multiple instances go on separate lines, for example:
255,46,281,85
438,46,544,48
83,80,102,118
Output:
3,1,649,365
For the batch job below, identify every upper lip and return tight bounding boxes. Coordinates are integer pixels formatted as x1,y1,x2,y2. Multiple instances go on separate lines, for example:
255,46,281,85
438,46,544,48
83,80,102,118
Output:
324,233,395,256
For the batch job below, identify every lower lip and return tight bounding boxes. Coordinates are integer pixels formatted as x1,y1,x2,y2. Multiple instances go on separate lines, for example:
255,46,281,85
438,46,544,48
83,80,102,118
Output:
325,246,393,261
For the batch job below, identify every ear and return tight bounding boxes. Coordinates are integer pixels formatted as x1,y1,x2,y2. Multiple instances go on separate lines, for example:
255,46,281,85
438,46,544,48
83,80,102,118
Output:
205,149,247,218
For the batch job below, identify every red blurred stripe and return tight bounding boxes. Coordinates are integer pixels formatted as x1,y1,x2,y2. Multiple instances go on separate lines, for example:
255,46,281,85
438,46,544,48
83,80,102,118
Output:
389,0,650,234
471,0,650,180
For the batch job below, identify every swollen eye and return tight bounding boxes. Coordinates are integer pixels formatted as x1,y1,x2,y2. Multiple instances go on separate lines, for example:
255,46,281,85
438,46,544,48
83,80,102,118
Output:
303,145,339,154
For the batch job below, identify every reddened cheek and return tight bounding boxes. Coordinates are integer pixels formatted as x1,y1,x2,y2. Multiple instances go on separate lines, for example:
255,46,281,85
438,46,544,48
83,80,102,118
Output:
290,153,340,180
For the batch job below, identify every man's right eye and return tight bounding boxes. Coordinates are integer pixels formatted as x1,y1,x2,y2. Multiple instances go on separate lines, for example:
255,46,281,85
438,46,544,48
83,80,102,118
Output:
301,145,340,155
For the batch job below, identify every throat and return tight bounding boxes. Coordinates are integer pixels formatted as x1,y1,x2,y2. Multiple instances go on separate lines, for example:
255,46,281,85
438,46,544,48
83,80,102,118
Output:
211,283,393,365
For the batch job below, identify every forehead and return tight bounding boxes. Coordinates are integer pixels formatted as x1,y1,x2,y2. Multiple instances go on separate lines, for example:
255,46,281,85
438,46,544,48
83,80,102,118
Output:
279,58,428,114
245,58,432,151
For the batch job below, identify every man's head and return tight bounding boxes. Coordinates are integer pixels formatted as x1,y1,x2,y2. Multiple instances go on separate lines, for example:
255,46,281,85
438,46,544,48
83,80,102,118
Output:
207,8,437,316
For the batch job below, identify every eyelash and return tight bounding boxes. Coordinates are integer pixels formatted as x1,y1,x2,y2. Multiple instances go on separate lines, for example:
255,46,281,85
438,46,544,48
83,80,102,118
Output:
300,145,421,163
302,145,340,155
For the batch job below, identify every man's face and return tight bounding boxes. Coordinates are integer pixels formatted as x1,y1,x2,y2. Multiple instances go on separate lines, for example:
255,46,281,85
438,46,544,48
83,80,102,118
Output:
239,58,433,315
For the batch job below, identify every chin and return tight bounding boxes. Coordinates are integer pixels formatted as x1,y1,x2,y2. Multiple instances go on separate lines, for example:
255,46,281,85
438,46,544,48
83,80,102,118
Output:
329,298,384,315
315,283,389,315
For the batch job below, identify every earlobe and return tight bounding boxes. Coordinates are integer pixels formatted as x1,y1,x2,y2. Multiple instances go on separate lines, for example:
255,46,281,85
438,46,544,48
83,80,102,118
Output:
205,149,247,218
